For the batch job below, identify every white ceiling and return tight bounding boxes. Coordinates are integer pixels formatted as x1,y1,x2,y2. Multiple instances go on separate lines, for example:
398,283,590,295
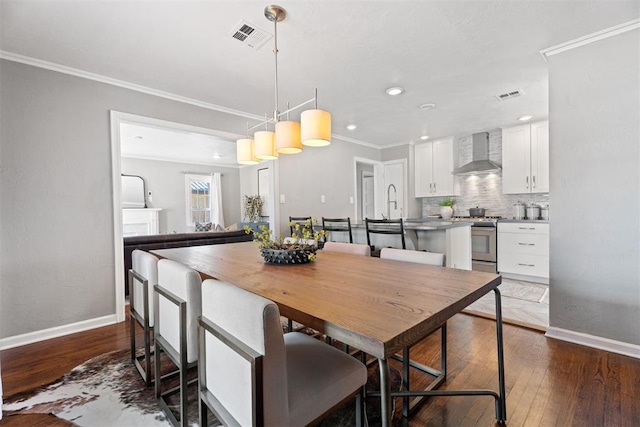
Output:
2,1,638,164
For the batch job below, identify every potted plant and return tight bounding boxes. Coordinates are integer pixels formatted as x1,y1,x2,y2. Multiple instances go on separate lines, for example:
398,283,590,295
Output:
243,195,263,222
437,198,456,220
244,219,328,264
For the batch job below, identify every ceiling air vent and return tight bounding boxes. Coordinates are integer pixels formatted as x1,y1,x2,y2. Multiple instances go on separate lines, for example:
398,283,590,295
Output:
229,20,271,50
494,89,525,101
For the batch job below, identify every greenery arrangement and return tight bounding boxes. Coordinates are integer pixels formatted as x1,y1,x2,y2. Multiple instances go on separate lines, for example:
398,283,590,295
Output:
242,195,263,222
437,198,456,207
244,218,328,261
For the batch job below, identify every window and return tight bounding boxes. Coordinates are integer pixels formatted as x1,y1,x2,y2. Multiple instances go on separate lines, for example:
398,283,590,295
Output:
185,174,212,226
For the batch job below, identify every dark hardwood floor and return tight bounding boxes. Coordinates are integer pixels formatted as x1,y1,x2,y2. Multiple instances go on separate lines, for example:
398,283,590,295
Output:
1,312,639,426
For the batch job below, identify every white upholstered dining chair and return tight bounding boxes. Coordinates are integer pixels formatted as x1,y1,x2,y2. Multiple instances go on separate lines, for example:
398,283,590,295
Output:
154,259,202,427
380,247,446,417
323,241,371,256
198,279,368,427
129,249,158,386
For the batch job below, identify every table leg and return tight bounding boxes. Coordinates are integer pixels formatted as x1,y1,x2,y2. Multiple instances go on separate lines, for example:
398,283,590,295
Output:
378,357,392,427
494,288,507,422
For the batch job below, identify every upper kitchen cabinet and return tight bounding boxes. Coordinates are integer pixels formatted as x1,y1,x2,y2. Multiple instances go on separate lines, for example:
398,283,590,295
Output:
502,121,549,194
415,137,457,197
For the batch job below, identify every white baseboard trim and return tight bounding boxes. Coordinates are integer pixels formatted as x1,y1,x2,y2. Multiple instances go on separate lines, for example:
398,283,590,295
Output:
545,326,640,359
0,314,118,351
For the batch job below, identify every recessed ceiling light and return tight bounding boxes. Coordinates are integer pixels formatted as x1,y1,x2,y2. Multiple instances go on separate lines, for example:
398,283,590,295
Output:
346,124,357,131
134,135,144,139
212,153,221,159
420,135,429,140
518,115,533,121
418,103,436,110
386,86,404,96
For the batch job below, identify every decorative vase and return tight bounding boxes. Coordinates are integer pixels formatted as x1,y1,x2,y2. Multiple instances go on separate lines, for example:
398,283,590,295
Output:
440,206,453,220
261,248,315,265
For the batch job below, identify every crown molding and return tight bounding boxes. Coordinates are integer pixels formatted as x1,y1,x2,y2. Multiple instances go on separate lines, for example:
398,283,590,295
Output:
540,18,640,61
0,50,266,121
0,50,381,150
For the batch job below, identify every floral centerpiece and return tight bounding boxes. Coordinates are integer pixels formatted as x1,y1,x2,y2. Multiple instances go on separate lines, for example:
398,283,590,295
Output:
243,195,263,222
244,219,328,265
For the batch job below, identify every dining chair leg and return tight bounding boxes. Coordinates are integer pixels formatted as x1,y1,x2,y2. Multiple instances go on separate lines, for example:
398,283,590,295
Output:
355,391,363,427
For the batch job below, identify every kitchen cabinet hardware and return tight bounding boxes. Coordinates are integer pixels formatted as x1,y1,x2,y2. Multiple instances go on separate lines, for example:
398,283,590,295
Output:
498,222,549,282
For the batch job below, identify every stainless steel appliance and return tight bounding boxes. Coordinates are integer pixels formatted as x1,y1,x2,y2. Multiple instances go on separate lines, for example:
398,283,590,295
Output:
451,216,500,273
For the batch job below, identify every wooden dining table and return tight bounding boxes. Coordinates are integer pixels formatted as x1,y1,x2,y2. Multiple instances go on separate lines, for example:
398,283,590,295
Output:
151,241,506,425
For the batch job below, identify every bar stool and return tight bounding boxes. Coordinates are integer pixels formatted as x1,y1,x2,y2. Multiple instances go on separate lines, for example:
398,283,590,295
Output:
289,216,311,236
365,218,406,256
322,217,353,243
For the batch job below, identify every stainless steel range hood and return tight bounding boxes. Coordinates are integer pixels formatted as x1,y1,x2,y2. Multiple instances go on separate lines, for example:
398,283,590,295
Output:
452,132,501,175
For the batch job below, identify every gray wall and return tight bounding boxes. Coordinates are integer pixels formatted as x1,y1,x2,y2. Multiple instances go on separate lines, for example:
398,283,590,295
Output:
0,59,248,338
121,158,241,233
277,141,379,234
548,29,640,345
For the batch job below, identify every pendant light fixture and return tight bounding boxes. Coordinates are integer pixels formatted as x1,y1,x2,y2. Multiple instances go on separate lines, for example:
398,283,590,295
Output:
236,5,331,164
236,137,258,165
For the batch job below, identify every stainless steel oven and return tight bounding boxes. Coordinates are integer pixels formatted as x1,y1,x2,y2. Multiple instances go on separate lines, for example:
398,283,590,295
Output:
471,226,497,273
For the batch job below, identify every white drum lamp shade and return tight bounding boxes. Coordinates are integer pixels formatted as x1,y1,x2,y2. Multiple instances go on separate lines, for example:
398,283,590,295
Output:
254,131,278,160
236,138,259,165
301,109,331,147
276,120,303,154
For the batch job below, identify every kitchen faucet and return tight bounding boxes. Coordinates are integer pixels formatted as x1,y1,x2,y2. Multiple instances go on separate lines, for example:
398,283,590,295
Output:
387,183,397,218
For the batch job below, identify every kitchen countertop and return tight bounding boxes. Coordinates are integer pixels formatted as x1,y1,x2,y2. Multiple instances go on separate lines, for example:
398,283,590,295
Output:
499,219,549,224
352,218,473,231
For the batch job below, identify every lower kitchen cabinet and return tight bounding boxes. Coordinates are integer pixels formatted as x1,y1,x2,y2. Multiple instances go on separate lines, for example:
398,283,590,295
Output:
498,222,549,284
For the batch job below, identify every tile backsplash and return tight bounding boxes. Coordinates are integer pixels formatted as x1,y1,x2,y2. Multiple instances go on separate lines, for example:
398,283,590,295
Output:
421,129,550,219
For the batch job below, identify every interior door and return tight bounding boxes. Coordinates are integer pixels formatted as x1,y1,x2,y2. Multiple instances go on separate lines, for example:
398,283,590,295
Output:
362,172,375,220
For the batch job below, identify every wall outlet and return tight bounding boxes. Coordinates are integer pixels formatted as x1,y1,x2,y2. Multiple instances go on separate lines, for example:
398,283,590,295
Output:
349,196,354,204
280,194,285,204
321,195,325,203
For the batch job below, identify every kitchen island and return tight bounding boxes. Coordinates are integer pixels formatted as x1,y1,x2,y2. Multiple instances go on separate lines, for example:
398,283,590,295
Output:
348,219,473,270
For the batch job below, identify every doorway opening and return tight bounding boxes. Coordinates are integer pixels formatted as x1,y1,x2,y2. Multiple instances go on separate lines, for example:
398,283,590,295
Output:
109,111,243,322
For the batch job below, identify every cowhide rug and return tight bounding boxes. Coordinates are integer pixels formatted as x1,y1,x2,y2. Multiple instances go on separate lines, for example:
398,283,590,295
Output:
4,342,403,426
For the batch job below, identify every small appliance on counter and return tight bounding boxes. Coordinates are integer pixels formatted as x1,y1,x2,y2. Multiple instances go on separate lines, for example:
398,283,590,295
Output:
513,201,526,220
541,204,550,220
526,203,541,220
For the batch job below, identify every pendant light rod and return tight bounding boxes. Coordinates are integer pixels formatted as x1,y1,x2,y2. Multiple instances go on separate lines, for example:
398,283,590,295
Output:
247,94,316,132
272,11,280,122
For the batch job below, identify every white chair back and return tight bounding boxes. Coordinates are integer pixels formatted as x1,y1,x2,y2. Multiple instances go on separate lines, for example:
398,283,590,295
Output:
131,250,158,327
323,241,371,256
201,279,289,426
157,259,202,363
380,248,445,266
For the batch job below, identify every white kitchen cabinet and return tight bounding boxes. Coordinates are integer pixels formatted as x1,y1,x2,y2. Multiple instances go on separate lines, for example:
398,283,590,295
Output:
415,137,456,197
498,222,549,283
502,121,549,194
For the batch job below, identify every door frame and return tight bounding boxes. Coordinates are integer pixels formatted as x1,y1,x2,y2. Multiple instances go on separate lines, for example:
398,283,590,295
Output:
109,111,241,322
